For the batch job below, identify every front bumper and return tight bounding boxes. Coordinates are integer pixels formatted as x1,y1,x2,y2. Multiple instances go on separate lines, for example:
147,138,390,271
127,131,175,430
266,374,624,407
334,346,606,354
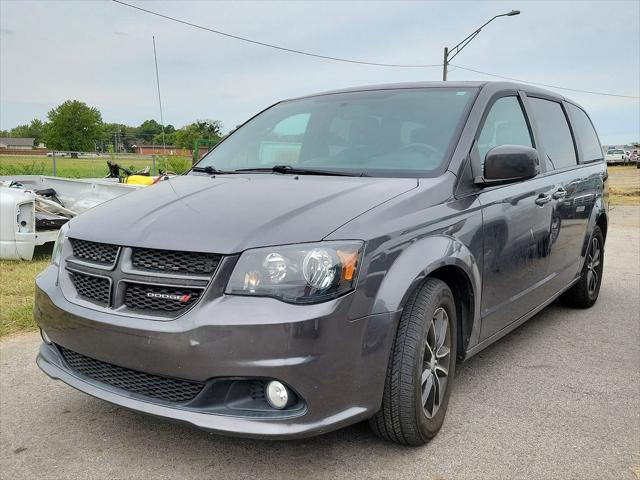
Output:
35,265,399,439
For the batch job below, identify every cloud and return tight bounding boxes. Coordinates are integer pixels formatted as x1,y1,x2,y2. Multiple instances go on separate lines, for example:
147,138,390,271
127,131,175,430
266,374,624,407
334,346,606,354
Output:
0,0,638,144
1,28,13,36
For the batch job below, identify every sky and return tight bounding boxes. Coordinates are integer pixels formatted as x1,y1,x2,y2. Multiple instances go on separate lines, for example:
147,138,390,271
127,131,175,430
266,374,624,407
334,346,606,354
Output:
1,0,639,145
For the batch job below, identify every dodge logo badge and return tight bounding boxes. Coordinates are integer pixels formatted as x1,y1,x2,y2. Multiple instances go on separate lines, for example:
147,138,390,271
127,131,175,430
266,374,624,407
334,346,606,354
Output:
146,292,191,302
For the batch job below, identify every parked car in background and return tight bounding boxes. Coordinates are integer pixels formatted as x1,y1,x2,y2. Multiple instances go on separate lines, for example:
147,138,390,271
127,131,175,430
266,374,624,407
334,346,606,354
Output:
604,149,628,165
629,149,639,164
35,81,608,446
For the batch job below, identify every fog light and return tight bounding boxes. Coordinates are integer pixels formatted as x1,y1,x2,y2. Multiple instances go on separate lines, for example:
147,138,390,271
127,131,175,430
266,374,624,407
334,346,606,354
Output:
40,329,52,345
265,380,289,409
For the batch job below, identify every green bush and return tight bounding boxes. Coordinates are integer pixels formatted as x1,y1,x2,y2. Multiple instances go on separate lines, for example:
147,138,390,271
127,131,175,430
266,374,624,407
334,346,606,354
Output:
160,155,191,174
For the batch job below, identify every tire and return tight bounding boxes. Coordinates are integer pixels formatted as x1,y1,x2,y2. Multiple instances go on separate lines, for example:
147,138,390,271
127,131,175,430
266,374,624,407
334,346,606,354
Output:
561,225,604,308
369,278,457,446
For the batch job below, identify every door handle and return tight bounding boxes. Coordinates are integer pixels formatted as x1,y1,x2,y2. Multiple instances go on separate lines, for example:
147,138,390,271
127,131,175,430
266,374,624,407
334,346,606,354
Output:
535,193,552,206
552,187,567,200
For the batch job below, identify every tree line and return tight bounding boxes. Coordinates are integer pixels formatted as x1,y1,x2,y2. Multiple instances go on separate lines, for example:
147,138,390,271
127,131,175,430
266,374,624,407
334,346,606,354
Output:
1,100,223,153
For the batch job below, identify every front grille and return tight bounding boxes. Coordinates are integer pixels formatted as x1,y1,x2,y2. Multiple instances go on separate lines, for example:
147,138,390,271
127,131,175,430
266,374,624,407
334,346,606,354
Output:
63,242,220,317
69,271,110,305
57,345,205,403
124,283,201,312
132,247,220,275
70,238,119,266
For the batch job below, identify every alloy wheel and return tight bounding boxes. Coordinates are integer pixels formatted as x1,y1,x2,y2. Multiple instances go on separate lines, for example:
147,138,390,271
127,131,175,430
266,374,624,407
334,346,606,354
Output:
422,307,451,419
586,236,601,296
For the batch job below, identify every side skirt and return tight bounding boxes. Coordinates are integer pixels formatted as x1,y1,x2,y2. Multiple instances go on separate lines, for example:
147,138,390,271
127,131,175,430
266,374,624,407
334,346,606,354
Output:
463,276,581,360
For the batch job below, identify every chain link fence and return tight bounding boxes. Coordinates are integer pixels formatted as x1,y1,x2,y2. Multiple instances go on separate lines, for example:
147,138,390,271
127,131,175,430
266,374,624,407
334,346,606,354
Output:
0,153,193,179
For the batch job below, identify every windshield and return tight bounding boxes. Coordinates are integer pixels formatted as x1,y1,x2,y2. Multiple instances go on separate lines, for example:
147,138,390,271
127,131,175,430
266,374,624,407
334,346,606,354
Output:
609,149,624,154
195,88,478,177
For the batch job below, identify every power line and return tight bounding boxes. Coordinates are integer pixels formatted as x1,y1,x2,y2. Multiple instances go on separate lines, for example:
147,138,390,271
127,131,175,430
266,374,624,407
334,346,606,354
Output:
112,0,440,68
112,0,639,100
450,64,640,99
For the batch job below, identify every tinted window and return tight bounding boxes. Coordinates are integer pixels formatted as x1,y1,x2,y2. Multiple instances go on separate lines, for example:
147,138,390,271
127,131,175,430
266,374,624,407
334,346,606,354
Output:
528,98,577,170
476,96,532,162
567,104,603,162
197,88,477,177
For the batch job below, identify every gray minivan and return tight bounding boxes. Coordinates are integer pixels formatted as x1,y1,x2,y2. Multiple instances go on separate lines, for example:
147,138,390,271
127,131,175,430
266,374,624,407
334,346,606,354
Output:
35,81,608,445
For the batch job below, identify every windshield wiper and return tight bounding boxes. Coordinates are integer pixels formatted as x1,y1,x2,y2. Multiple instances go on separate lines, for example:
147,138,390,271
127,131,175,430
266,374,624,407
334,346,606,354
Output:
235,165,365,177
191,165,237,175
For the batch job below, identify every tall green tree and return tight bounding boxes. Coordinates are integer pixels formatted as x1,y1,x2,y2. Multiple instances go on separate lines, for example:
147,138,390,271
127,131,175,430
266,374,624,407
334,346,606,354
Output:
46,100,103,152
174,120,223,149
152,131,177,145
136,119,163,139
101,122,137,152
10,119,48,146
134,120,176,145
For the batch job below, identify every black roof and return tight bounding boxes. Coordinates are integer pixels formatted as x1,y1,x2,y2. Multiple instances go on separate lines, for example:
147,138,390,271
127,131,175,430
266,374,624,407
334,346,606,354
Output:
289,80,570,104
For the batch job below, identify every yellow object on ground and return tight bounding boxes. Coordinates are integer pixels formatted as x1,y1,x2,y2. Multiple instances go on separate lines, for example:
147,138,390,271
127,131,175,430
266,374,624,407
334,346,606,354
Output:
125,175,155,185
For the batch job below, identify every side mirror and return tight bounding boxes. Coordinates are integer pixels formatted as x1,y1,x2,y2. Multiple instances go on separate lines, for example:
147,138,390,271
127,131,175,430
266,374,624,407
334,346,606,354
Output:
475,145,539,187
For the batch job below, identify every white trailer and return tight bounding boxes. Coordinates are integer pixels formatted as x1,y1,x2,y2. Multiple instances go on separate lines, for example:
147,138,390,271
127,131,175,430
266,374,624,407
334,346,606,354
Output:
0,176,141,260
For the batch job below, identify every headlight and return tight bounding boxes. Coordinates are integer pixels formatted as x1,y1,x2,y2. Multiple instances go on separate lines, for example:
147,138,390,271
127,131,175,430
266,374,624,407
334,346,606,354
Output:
51,222,70,266
225,241,363,304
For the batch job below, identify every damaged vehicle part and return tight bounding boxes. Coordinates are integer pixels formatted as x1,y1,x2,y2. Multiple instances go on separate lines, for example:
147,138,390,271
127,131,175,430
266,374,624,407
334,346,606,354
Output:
0,176,141,260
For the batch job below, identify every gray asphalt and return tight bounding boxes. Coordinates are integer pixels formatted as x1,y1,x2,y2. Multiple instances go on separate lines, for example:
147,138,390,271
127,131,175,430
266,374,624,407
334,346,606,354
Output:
1,206,639,480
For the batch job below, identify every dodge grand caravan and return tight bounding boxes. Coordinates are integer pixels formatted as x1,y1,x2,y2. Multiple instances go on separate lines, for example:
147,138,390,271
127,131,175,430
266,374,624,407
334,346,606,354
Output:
35,81,608,445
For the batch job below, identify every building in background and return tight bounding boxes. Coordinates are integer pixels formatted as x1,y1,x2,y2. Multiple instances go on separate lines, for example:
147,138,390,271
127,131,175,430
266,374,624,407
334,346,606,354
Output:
134,145,210,158
0,137,35,150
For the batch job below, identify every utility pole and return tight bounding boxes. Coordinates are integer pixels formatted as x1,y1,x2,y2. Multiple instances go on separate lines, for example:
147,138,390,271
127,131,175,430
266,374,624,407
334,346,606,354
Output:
442,47,448,81
442,10,520,81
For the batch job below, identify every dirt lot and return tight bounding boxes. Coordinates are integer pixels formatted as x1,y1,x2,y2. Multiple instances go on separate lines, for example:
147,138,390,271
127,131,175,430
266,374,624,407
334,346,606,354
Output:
1,206,638,479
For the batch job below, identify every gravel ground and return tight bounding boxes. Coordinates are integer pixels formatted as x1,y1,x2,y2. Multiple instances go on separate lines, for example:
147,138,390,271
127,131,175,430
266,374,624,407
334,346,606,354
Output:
1,206,638,480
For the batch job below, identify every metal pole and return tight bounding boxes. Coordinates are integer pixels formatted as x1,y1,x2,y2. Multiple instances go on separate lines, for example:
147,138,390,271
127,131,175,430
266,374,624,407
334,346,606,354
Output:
52,152,57,176
152,36,167,156
442,47,448,81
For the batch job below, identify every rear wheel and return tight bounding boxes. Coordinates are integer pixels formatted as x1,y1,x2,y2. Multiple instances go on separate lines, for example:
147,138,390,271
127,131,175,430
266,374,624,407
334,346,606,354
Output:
562,225,604,308
369,278,457,446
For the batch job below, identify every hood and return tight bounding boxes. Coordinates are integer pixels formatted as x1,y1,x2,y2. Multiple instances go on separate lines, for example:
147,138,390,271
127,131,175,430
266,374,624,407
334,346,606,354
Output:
69,174,417,253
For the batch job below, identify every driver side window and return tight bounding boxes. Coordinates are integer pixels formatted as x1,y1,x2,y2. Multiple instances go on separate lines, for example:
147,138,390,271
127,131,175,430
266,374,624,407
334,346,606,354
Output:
476,96,532,165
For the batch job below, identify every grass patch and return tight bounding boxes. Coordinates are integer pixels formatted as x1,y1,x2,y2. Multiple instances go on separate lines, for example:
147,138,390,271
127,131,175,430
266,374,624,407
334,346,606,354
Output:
0,248,51,338
0,154,190,179
610,188,640,205
608,165,640,206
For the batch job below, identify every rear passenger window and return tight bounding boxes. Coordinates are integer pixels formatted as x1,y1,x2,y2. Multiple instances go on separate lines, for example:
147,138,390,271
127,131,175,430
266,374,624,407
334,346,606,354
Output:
566,104,603,162
528,98,577,170
476,96,532,162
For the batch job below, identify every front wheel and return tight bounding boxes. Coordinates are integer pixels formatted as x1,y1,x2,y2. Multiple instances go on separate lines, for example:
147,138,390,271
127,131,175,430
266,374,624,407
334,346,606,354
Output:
369,278,457,446
562,225,604,308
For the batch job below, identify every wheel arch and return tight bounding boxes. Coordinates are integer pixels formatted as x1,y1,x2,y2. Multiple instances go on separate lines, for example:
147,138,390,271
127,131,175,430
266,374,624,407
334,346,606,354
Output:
371,235,482,359
596,211,608,241
428,265,475,360
581,197,608,261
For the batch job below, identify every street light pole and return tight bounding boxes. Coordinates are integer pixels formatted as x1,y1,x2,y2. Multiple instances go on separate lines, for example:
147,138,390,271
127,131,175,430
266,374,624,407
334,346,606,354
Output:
442,9,520,81
442,47,448,81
